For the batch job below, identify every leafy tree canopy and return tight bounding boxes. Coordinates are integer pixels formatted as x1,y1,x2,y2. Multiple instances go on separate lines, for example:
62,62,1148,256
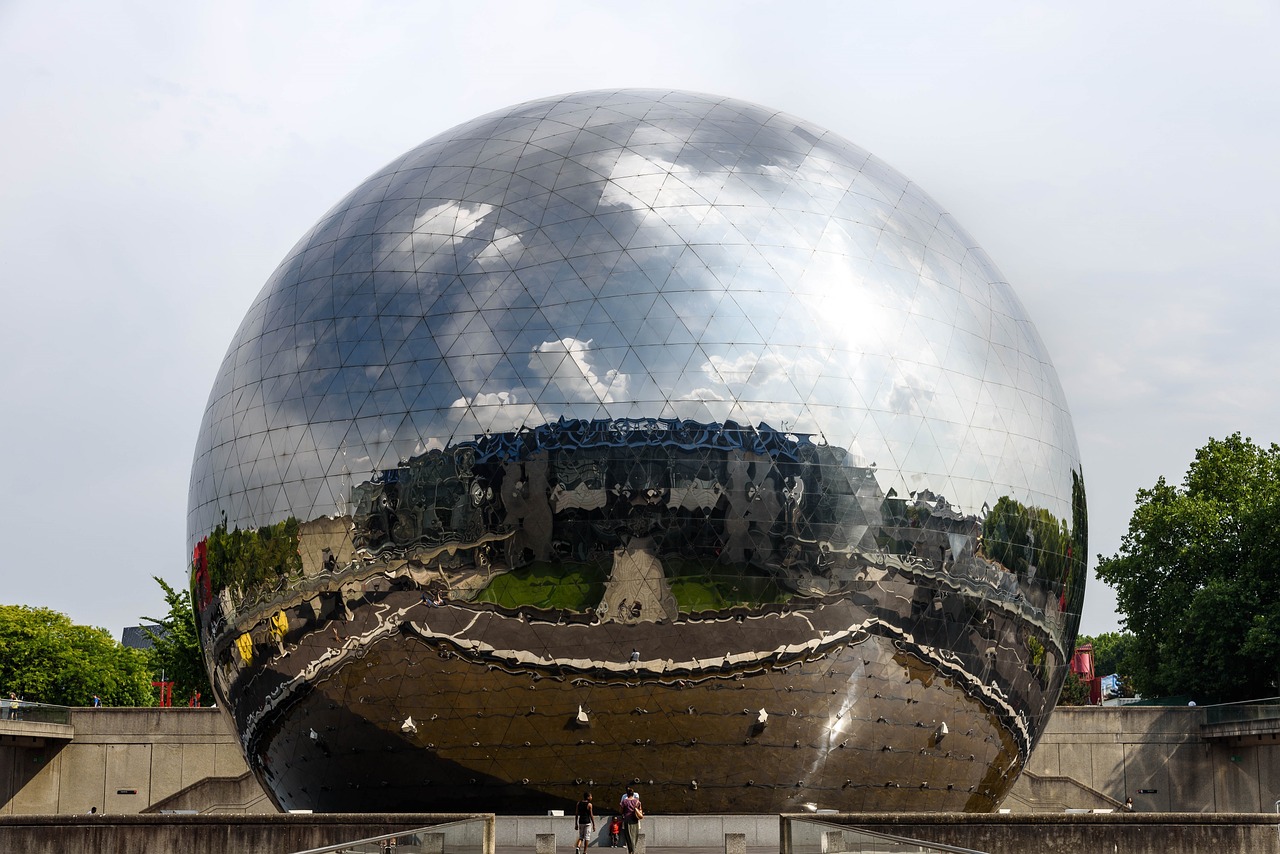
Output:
1076,631,1135,678
0,604,154,706
1057,670,1092,706
1096,433,1280,704
141,577,212,706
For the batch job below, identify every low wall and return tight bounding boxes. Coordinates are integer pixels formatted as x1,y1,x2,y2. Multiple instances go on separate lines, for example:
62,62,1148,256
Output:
498,813,778,847
1009,706,1280,812
0,812,493,854
0,707,264,815
782,812,1280,854
7,705,1280,816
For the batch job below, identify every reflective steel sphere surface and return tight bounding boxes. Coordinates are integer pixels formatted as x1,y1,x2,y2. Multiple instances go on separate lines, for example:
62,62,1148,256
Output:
189,89,1086,814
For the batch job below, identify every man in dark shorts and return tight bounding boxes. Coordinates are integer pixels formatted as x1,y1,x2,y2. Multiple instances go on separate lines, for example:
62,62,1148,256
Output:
575,791,596,852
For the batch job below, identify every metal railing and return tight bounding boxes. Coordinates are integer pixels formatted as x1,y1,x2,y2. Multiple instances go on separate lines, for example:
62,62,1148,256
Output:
1202,696,1280,726
287,816,492,854
782,816,990,854
0,699,72,725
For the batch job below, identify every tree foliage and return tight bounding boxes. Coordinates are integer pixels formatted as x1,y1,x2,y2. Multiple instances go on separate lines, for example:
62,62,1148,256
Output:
0,605,153,706
205,517,302,599
1096,433,1280,703
1076,631,1136,678
141,577,212,706
1058,670,1092,706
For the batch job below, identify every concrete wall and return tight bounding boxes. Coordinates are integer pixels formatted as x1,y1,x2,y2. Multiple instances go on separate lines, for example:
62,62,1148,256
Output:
1008,706,1280,812
0,813,493,854
0,707,268,815
6,705,1280,816
782,812,1280,854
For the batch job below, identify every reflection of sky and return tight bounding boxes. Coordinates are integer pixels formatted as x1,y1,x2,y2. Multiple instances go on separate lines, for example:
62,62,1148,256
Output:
190,90,1080,544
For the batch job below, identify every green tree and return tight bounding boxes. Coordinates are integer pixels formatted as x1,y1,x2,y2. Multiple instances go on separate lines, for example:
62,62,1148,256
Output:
0,605,154,706
1058,670,1092,706
141,577,212,706
1096,433,1280,703
1076,631,1136,678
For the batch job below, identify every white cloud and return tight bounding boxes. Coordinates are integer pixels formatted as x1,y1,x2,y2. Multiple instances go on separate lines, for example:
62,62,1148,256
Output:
450,391,546,433
529,338,629,403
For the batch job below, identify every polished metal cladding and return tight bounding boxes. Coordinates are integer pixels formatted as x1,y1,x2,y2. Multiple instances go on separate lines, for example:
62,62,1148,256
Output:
188,89,1086,814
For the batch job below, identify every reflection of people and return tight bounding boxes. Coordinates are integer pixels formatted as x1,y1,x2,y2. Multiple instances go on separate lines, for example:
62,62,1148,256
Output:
270,610,289,656
619,786,642,854
574,791,595,852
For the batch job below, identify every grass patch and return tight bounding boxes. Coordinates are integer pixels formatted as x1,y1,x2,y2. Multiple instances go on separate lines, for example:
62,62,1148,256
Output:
474,562,609,611
664,558,791,612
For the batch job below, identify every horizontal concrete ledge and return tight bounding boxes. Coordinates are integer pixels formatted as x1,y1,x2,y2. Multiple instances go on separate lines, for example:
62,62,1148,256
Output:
783,811,1280,826
0,721,74,741
0,812,489,827
782,812,1280,854
0,813,496,854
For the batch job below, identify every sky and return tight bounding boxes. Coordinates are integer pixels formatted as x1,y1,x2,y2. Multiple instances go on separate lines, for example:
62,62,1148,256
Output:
1,1,1277,640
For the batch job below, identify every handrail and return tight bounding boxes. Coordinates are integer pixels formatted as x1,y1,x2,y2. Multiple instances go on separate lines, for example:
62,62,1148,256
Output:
784,815,991,854
287,816,488,854
1202,697,1280,726
0,699,72,725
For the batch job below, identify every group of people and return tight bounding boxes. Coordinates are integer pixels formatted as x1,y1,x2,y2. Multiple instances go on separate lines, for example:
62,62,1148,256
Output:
574,786,643,853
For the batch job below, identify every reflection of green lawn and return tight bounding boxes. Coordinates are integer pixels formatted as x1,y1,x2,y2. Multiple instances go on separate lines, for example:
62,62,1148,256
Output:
665,558,790,613
475,563,608,610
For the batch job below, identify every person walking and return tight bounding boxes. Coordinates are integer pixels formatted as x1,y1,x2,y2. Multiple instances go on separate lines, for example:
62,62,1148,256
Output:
618,786,643,854
574,791,596,852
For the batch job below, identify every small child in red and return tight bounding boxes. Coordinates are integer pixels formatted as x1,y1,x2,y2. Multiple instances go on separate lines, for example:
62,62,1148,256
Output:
609,816,622,847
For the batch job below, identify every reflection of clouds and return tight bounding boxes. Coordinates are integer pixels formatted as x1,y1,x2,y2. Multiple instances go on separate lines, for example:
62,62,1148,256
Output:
703,351,789,384
414,200,494,243
887,377,932,415
192,92,1083,553
684,387,725,401
530,337,629,403
407,200,522,267
692,347,828,434
450,391,546,433
700,349,825,393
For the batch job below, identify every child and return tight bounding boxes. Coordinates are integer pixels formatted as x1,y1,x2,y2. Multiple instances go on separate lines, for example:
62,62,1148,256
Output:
609,815,621,847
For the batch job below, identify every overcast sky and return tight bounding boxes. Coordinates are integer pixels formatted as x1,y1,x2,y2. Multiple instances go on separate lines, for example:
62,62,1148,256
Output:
2,1,1277,639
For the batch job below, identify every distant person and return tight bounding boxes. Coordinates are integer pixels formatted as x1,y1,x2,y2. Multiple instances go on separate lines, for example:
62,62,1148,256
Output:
7,693,20,720
619,786,643,853
574,791,595,852
87,806,98,815
92,694,101,708
1123,797,1134,812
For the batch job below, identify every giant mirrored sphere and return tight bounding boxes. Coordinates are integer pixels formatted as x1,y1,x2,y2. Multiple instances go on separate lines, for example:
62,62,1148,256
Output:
189,89,1086,814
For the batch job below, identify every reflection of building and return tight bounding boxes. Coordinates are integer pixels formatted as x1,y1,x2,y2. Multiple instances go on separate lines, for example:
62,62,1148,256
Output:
188,90,1086,814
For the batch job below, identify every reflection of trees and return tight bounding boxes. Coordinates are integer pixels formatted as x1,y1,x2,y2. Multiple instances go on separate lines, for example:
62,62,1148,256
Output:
979,478,1087,605
205,517,303,599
